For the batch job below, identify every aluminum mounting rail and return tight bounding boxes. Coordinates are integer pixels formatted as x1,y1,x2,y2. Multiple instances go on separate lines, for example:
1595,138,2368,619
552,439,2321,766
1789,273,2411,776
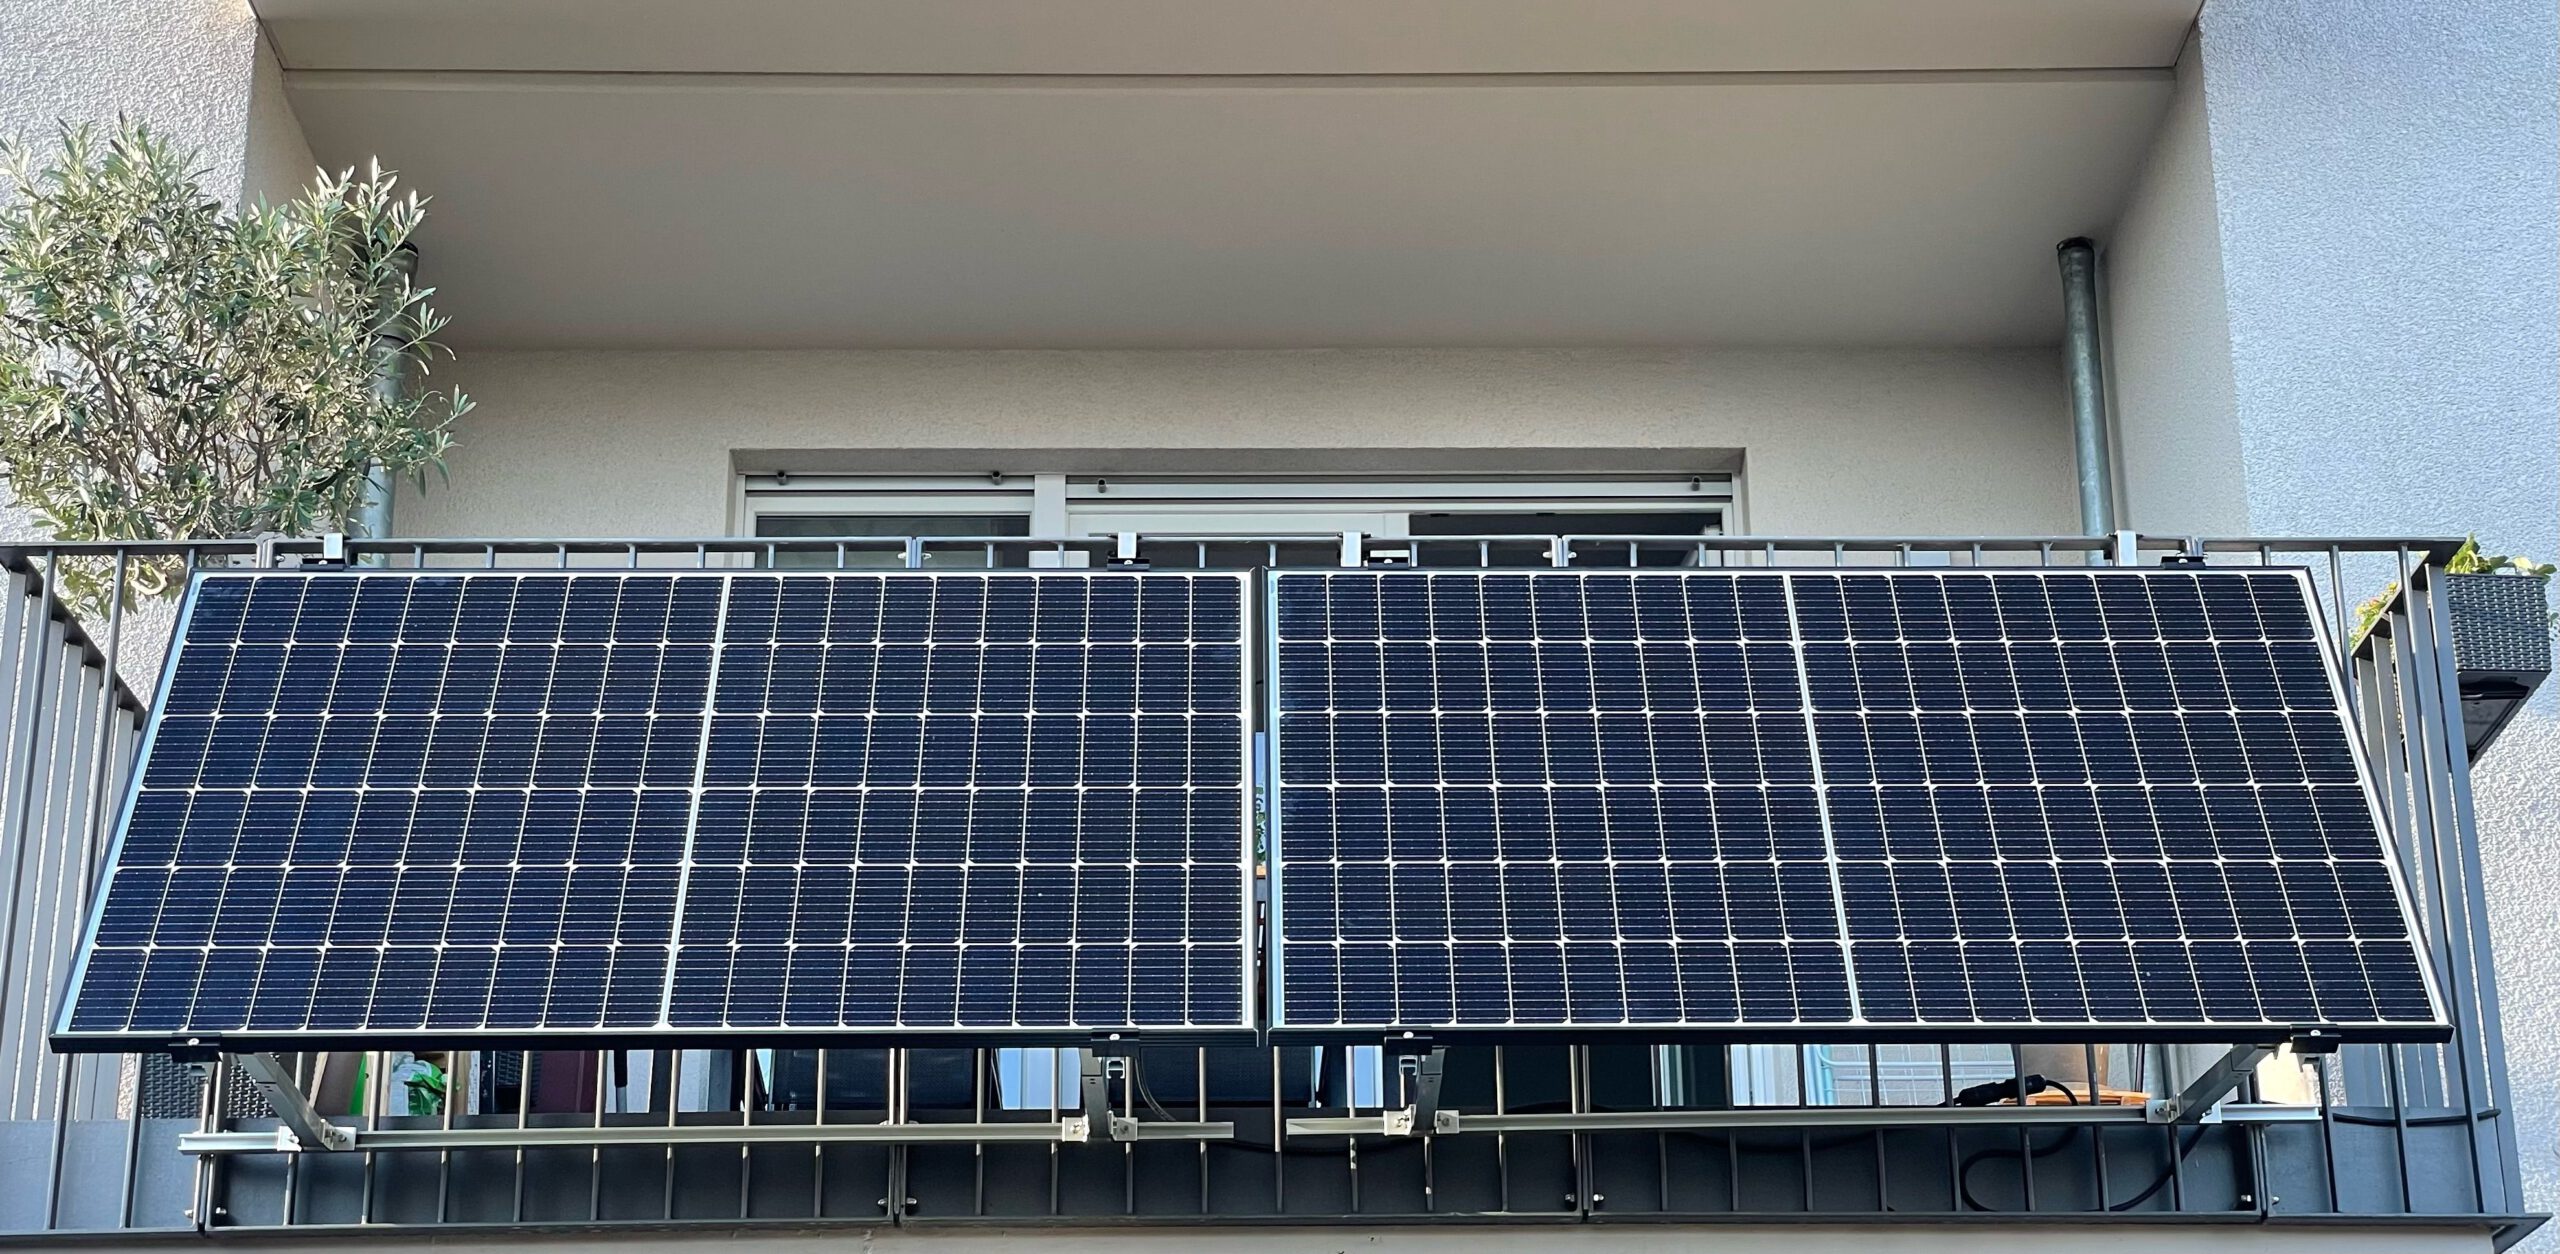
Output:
179,1117,1235,1156
1286,1101,2319,1139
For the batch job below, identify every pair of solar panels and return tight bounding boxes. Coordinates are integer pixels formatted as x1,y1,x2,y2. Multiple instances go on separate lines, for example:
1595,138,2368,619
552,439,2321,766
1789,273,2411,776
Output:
56,567,2446,1052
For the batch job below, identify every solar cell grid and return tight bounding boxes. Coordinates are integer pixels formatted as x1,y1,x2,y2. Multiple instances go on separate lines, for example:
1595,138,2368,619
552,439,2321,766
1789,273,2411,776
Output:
1268,568,2444,1042
60,570,1254,1048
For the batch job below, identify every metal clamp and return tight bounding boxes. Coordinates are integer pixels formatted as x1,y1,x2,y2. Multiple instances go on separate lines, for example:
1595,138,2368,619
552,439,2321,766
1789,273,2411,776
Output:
1380,1044,1449,1137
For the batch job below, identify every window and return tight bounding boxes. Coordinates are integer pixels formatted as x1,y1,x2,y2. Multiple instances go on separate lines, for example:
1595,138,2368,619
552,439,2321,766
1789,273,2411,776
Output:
740,472,1735,567
742,474,1036,566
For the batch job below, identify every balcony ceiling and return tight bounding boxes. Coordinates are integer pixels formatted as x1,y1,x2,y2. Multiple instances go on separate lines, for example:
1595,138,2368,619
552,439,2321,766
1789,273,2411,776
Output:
265,1,2196,349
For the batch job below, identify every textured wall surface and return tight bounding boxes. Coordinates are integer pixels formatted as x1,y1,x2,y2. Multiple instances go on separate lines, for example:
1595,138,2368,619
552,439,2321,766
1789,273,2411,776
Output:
2100,37,2247,535
0,0,264,203
2196,0,2560,1237
394,346,2078,539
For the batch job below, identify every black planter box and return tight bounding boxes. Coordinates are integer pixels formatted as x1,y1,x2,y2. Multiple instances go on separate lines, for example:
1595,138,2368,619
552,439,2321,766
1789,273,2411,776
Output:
2355,573,2550,759
2439,575,2550,758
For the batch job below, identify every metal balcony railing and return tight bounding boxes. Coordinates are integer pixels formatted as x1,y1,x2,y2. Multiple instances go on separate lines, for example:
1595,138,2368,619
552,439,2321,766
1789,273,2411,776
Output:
0,533,2532,1246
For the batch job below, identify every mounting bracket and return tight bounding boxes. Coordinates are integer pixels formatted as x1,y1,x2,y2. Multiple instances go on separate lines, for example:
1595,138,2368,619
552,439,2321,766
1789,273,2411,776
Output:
232,1053,354,1152
1078,1035,1151,1143
1105,531,1149,570
2147,1042,2279,1125
1380,1043,1450,1137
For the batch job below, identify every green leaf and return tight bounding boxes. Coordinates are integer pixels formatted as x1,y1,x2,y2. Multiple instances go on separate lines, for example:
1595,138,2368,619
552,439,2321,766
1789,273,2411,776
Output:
0,117,475,611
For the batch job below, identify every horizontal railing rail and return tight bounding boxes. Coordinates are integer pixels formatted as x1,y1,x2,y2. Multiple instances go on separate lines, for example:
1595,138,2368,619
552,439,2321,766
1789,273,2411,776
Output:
0,532,2527,1245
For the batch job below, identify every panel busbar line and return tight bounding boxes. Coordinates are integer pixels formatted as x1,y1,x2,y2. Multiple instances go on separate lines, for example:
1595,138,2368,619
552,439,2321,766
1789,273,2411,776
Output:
55,570,1256,1051
1266,569,2448,1044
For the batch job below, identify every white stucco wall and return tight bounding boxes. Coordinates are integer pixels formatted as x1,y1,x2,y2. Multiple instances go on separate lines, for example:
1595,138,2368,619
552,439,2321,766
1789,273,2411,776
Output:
393,347,2079,540
2194,0,2560,1239
0,0,307,209
2099,36,2247,536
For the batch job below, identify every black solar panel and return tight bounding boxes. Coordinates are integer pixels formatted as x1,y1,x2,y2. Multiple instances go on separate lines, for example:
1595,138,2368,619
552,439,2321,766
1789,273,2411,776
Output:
1267,569,2446,1042
58,570,1254,1049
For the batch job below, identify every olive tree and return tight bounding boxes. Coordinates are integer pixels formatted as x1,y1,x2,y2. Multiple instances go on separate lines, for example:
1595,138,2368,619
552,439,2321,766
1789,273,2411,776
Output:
0,119,471,597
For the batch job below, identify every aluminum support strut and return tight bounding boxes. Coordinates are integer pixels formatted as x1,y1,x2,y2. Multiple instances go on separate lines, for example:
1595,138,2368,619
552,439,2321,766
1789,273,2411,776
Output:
233,1054,353,1152
2147,1043,2278,1125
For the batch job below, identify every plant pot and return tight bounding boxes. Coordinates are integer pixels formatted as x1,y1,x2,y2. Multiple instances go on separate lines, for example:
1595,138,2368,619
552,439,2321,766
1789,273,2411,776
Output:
2356,574,2550,760
2444,574,2551,758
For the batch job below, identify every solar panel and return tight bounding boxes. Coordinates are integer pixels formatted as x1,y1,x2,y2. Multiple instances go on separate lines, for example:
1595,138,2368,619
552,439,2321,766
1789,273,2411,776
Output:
58,570,1254,1049
1266,569,2446,1042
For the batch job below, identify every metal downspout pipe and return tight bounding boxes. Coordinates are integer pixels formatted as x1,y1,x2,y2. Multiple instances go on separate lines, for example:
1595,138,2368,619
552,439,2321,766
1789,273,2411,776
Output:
350,244,418,551
2056,237,2117,537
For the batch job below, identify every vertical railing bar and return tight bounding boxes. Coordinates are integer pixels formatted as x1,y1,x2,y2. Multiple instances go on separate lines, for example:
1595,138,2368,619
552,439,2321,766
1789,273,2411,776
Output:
1122,1053,1137,1220
889,1049,910,1222
2360,583,2430,1111
1494,1045,1510,1214
2313,1053,2342,1214
2326,548,2360,718
662,1049,683,1220
2245,1120,2272,1220
502,1051,528,1222
2383,1045,2415,1213
1866,1042,1887,1212
2084,1042,2110,1212
275,1052,306,1226
192,1056,223,1234
5,634,57,1115
16,648,77,1116
359,1046,387,1225
1652,1042,1670,1214
2012,1043,2035,1212
738,1049,756,1220
434,1046,457,1223
2386,548,2463,1116
2417,584,2527,1214
1795,1045,1814,1210
1269,1047,1284,1214
1042,1048,1060,1216
589,1050,607,1221
45,608,117,1225
1940,1045,1958,1209
811,1049,829,1219
0,550,64,1123
1196,1047,1211,1216
1343,1045,1360,1214
970,1048,986,1217
2399,561,2496,1213
2163,1115,2185,1212
117,1053,145,1228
